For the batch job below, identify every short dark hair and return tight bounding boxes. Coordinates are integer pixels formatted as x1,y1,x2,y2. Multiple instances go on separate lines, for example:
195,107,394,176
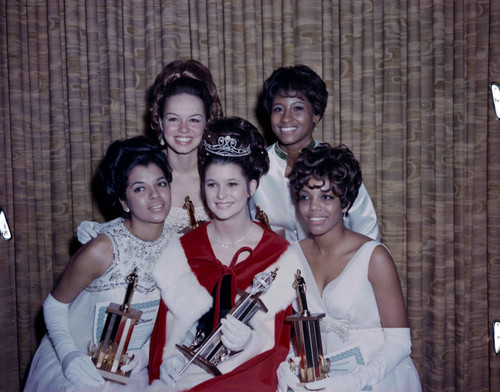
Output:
262,65,328,119
198,117,269,202
289,143,362,213
98,136,172,215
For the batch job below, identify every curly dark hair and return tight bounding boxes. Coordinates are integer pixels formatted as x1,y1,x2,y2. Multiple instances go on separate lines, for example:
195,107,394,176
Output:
262,64,328,119
289,143,362,213
149,59,223,140
98,136,172,215
198,117,269,202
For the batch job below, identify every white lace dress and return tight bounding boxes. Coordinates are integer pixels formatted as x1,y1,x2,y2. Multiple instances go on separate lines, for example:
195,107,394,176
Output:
163,205,209,233
24,220,173,392
291,241,421,391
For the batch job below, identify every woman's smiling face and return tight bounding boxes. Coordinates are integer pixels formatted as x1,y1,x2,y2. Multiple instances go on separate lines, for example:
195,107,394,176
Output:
161,93,207,155
270,93,320,153
297,178,343,236
120,163,171,225
204,163,256,222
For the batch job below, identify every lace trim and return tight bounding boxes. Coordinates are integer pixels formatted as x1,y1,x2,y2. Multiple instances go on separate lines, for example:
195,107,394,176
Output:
164,206,209,233
320,315,381,343
86,221,173,294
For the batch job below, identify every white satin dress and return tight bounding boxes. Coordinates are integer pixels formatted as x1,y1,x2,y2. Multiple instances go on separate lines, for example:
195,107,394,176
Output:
290,241,421,391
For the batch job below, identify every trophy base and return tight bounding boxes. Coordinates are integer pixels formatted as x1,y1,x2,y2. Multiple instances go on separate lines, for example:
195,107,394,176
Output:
176,344,222,376
97,368,131,385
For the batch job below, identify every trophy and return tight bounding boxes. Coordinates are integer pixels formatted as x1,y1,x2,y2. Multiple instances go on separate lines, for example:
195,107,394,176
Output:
88,268,142,384
181,195,204,233
287,269,329,383
176,268,279,377
255,206,271,230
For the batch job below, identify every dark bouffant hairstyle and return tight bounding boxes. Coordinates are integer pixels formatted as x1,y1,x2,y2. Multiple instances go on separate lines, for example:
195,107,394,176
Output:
98,136,172,215
150,77,214,141
289,143,362,214
149,59,223,139
262,64,328,119
198,117,269,199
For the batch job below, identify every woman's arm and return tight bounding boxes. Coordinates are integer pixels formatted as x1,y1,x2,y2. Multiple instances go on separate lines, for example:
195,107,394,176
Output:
52,234,114,303
43,235,114,387
368,244,409,328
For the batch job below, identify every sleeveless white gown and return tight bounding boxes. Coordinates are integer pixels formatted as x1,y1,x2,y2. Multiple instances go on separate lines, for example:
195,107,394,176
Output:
24,219,174,392
291,241,421,391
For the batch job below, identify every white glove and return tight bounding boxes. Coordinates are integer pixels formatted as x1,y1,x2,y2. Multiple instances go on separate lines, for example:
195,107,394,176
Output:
159,353,187,386
62,351,105,387
43,293,105,387
120,347,149,374
159,322,198,385
220,314,254,352
277,356,308,392
305,328,412,392
77,220,103,244
77,218,123,244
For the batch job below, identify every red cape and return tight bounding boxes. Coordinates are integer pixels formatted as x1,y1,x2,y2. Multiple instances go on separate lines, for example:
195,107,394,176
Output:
149,223,293,391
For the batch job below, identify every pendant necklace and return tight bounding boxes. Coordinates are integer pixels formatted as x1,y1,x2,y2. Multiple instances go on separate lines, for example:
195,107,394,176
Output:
212,222,254,248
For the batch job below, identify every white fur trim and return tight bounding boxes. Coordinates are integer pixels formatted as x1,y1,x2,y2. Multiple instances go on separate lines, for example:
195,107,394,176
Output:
153,235,213,360
154,233,189,292
154,234,213,319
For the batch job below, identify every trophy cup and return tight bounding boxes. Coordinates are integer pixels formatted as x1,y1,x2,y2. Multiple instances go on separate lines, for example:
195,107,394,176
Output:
255,206,271,230
287,269,329,383
88,268,142,384
176,268,279,377
181,195,204,233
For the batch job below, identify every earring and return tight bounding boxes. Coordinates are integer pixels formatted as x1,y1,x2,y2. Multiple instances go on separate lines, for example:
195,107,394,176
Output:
342,209,347,221
159,137,165,146
124,206,130,213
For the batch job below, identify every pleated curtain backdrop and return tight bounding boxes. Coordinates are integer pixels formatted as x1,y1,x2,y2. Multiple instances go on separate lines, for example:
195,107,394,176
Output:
1,1,499,391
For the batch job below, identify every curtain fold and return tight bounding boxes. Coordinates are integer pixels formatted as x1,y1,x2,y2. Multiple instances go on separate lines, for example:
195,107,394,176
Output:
1,1,499,391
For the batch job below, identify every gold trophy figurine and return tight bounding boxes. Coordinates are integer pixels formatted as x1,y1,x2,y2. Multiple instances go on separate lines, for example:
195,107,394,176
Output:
182,195,204,233
176,268,279,377
287,269,330,383
88,268,143,385
255,206,271,230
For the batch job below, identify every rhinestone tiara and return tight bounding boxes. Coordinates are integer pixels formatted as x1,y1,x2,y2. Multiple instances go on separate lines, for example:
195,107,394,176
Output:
203,135,251,157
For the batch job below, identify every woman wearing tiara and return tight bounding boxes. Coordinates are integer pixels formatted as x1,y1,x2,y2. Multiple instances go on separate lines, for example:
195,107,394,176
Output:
77,59,223,241
277,143,421,392
148,117,301,391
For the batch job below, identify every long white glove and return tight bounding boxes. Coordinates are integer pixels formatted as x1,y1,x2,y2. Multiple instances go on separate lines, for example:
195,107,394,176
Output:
305,328,412,392
43,293,105,387
220,314,254,352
